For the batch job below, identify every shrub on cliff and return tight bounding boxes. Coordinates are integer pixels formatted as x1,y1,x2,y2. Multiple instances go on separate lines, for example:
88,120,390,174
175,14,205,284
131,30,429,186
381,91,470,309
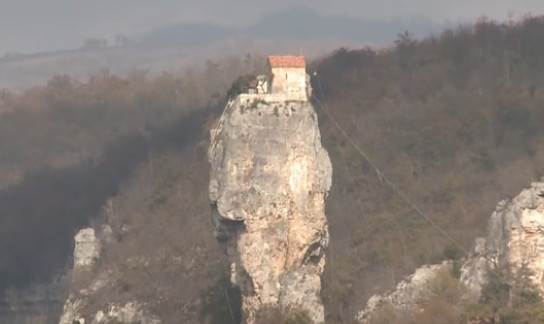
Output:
467,266,544,324
367,269,468,324
226,74,256,99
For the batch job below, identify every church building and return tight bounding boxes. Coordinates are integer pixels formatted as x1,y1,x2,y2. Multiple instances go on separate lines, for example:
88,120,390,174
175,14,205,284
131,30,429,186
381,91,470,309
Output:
267,55,308,101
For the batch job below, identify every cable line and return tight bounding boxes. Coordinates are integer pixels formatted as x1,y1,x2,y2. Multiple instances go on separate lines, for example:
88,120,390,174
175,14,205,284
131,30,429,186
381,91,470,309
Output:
313,76,469,255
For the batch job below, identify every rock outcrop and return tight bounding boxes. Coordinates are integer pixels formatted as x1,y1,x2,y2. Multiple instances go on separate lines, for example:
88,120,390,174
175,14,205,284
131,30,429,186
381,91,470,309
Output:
73,228,101,268
60,297,160,324
459,238,488,299
92,303,161,324
208,96,332,323
483,181,544,293
58,227,160,324
458,181,544,299
357,262,453,323
357,181,544,323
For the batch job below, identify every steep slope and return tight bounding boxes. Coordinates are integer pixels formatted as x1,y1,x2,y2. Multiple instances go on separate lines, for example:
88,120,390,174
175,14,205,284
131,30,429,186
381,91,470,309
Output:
57,130,227,324
357,180,544,323
0,59,252,323
314,17,544,322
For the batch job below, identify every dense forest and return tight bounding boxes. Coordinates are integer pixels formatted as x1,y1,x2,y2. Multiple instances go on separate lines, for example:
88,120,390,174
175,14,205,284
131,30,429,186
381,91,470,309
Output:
2,15,544,323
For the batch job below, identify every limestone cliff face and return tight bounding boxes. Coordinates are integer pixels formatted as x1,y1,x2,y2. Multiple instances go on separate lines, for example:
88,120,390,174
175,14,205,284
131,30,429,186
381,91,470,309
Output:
208,96,332,323
483,181,544,293
357,181,544,323
58,227,160,324
457,181,544,299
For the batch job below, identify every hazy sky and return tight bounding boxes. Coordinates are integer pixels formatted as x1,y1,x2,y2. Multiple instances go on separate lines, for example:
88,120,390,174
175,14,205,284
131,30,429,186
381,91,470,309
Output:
1,0,544,54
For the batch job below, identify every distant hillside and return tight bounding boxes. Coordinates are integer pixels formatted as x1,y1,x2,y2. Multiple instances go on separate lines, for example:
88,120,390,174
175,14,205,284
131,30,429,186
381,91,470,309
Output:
249,7,435,42
140,7,437,46
0,7,437,89
139,23,236,47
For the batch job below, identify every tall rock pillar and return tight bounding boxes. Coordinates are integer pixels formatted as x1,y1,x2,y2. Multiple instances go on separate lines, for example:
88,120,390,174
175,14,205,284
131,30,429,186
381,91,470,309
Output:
208,95,332,323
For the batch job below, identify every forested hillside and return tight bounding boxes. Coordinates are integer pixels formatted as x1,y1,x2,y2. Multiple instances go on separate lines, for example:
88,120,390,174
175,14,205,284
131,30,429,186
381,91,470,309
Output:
0,56,266,322
2,16,544,323
315,15,544,322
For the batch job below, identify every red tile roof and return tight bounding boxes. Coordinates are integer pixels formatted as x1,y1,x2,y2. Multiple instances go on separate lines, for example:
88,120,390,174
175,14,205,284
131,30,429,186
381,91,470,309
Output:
268,55,306,68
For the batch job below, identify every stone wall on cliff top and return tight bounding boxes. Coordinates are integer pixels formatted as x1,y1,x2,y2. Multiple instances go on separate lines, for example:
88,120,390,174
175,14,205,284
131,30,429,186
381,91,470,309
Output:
208,97,332,324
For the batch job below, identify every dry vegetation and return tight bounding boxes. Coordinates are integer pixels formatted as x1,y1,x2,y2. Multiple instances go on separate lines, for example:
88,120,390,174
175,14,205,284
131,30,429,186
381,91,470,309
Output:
2,15,544,324
0,55,266,322
315,15,544,322
365,266,544,324
254,305,313,324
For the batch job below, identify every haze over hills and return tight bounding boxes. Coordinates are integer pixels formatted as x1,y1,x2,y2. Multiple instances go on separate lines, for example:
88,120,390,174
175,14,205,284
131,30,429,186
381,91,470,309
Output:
0,7,438,89
140,7,437,46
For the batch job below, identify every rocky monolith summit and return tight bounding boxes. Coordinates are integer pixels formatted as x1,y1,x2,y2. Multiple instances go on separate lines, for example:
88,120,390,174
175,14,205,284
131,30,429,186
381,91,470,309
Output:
208,93,332,323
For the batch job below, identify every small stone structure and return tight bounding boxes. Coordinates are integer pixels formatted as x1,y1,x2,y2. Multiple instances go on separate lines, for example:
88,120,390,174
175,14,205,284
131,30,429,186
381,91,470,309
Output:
243,55,311,102
268,55,308,101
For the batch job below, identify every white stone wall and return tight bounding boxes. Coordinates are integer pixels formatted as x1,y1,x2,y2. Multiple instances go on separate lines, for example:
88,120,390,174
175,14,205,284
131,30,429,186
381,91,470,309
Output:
270,67,308,101
234,93,306,106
